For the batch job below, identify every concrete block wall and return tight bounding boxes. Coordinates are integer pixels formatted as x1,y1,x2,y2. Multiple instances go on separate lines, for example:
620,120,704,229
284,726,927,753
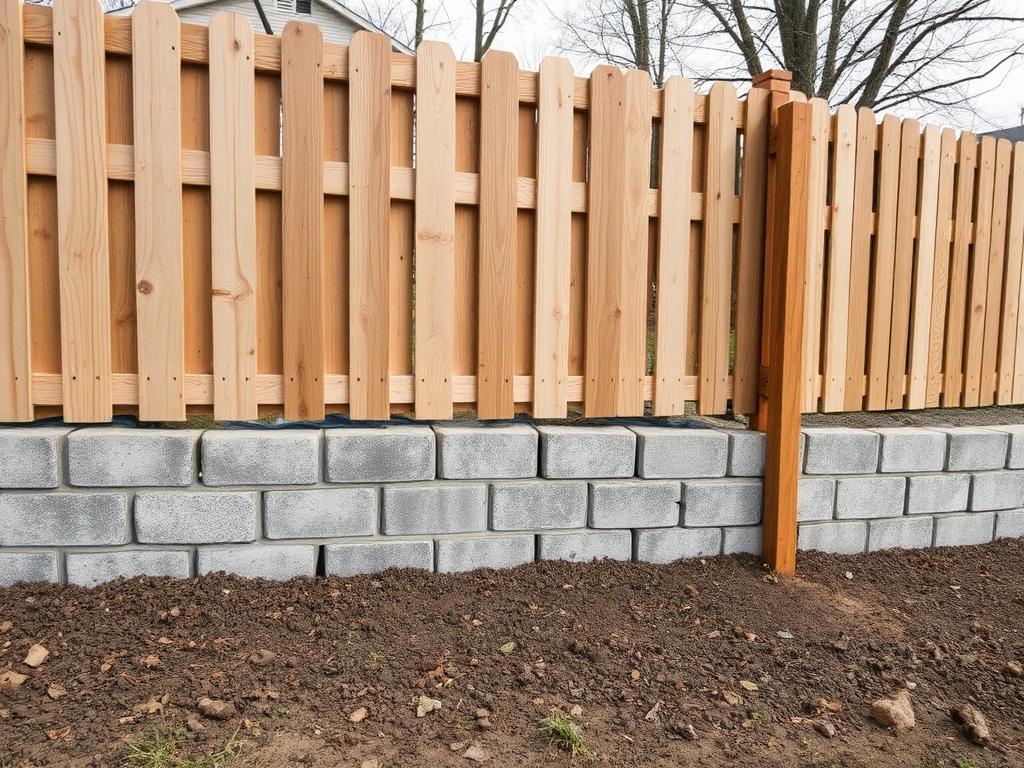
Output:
1,422,1023,587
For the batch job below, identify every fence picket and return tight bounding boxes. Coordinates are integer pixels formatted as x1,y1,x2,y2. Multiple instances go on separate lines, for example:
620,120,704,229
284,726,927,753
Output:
980,139,1012,406
944,134,977,406
800,98,829,411
1009,143,1024,402
926,129,957,407
964,137,997,407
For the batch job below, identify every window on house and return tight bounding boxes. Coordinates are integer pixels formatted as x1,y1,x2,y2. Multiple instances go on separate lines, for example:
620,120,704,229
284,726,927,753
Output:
296,0,312,13
275,0,295,12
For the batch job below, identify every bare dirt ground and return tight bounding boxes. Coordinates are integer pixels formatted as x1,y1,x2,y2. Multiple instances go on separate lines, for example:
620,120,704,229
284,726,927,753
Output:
2,540,1023,768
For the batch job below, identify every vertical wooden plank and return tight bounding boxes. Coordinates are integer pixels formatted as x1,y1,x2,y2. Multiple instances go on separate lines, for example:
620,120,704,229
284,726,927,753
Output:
132,1,184,421
516,102,538,387
255,72,283,383
389,89,414,387
964,136,996,407
943,134,977,406
453,96,479,401
906,124,941,409
323,77,348,394
699,82,738,414
800,98,829,412
821,105,856,411
414,42,456,419
979,139,1012,406
476,50,518,419
53,0,111,422
280,22,325,420
348,32,390,419
0,0,32,421
732,86,769,415
209,12,257,420
926,128,957,407
653,76,694,416
843,107,876,411
531,56,573,417
1008,143,1024,402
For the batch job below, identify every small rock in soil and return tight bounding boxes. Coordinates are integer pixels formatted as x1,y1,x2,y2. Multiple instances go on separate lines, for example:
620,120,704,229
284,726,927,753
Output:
1006,660,1023,678
196,697,236,720
415,695,442,717
348,707,368,723
23,644,49,668
0,671,28,693
870,690,915,733
463,744,490,762
950,703,991,744
813,720,836,739
667,721,697,740
249,649,276,666
776,631,794,640
185,716,205,733
46,684,66,700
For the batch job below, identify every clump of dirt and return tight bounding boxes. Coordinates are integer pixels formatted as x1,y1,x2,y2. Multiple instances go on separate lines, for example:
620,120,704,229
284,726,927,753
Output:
1,540,1023,767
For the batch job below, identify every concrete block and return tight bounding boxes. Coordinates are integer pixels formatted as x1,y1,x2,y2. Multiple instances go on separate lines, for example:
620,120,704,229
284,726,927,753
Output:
873,428,947,473
0,493,129,546
681,479,762,527
932,513,995,547
538,530,632,562
588,480,680,529
324,425,434,483
197,544,316,580
722,526,763,556
634,527,722,563
970,470,1024,511
934,427,1008,472
66,550,191,587
434,424,538,479
201,430,319,486
264,487,376,539
995,509,1024,539
381,483,487,535
834,476,906,519
631,427,728,479
490,481,587,530
867,516,934,552
537,425,635,479
0,428,71,489
798,478,835,522
324,540,434,577
726,430,765,477
906,474,970,514
68,428,199,487
135,492,259,544
0,552,59,586
797,521,867,554
434,535,535,573
802,428,879,475
988,425,1024,468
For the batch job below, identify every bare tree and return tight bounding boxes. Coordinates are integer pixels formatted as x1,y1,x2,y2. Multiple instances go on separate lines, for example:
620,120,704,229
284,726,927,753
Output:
472,0,523,61
360,0,453,50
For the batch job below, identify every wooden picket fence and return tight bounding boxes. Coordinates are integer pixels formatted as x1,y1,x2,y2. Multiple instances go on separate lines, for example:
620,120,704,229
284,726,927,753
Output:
0,0,1022,427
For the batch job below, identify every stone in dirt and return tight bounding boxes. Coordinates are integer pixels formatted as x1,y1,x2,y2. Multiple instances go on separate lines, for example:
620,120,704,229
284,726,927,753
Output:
23,644,49,668
463,744,490,762
249,649,276,666
415,695,442,717
950,704,990,744
1006,660,1023,678
0,671,28,693
348,707,368,723
870,690,915,733
196,697,236,720
186,715,205,733
667,721,697,740
813,720,836,738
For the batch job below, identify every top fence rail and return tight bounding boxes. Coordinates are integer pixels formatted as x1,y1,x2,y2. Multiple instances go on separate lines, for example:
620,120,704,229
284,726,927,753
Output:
0,0,1022,424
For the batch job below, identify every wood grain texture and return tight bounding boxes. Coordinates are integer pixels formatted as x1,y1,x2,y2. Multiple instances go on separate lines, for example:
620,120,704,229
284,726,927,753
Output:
926,128,957,407
943,133,977,406
1009,143,1024,402
208,12,257,420
132,1,184,420
0,0,32,421
347,32,391,419
531,57,574,417
964,136,996,407
53,0,111,422
800,98,829,412
653,76,694,416
979,139,1012,406
414,41,456,419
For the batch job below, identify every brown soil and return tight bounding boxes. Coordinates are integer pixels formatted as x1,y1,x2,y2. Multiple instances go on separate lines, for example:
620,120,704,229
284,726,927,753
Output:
2,540,1023,768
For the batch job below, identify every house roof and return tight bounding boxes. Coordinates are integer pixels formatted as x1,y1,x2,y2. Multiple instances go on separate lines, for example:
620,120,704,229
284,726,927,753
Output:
983,125,1024,142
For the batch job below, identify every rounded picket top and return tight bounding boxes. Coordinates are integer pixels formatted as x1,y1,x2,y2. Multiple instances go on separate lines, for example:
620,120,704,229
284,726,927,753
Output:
481,47,519,70
132,0,179,27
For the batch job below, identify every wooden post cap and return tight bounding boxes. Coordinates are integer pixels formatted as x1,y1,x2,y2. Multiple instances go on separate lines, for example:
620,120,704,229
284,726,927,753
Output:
752,69,793,92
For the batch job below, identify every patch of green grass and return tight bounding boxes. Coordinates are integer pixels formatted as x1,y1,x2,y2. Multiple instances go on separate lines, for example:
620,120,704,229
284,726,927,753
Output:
367,651,386,662
539,711,588,757
954,759,978,768
122,727,242,768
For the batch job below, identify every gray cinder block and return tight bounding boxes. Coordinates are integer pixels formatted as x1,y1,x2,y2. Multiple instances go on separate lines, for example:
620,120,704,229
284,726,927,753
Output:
588,480,680,529
0,428,72,489
681,479,762,527
969,471,1024,511
0,493,129,546
197,544,316,580
201,431,319,486
537,425,636,479
264,487,377,539
834,476,906,519
906,474,970,514
867,516,933,552
434,535,535,573
932,512,995,547
934,427,1008,472
988,425,1024,468
490,480,587,530
995,509,1024,539
634,527,722,563
135,492,259,544
0,551,60,586
873,428,947,473
324,540,434,577
801,428,879,475
798,478,835,522
324,426,435,483
726,430,765,477
538,530,632,562
434,424,538,479
797,521,867,554
68,428,199,487
722,525,763,556
631,427,728,479
66,550,192,587
381,483,487,535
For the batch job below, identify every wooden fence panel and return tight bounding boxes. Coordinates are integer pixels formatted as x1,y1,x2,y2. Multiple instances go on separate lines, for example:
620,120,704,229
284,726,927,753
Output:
964,137,997,407
944,133,978,406
980,139,1012,406
926,128,958,407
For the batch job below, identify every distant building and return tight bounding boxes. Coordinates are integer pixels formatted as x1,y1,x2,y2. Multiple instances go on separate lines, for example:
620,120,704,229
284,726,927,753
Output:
984,125,1024,142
